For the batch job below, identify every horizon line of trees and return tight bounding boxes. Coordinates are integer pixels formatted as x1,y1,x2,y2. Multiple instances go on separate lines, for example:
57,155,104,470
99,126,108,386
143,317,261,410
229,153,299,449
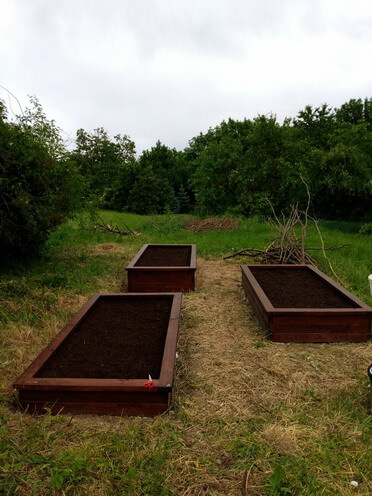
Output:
1,95,371,259
69,97,372,221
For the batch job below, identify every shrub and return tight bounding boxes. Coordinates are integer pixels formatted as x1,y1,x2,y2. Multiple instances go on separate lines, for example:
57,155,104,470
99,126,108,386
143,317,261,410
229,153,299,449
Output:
0,100,82,260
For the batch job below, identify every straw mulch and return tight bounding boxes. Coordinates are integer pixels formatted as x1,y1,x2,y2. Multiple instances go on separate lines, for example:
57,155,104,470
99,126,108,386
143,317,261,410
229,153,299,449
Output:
169,258,371,494
185,218,239,232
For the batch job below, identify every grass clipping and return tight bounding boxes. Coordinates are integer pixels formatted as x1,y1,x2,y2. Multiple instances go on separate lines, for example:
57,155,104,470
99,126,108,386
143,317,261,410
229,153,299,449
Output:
185,217,238,232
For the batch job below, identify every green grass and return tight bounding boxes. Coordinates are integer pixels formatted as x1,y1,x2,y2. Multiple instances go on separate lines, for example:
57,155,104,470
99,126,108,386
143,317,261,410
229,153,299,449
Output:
0,211,371,495
49,211,371,303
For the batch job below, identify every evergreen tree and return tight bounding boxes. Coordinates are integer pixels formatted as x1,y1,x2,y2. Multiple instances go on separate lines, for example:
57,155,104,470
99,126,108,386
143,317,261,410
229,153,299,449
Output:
177,184,190,213
169,187,180,214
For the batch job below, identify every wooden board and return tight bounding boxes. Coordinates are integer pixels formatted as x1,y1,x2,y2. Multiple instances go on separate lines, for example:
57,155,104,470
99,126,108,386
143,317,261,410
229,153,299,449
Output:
241,265,371,343
126,244,196,292
13,293,182,416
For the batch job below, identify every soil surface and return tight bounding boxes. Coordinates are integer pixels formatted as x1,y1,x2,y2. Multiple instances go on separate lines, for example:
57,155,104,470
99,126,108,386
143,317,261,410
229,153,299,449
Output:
250,267,358,308
36,296,172,379
135,245,191,267
185,217,238,232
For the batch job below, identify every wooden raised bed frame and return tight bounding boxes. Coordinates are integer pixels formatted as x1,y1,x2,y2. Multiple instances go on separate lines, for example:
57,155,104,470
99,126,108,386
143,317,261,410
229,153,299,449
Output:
13,293,182,417
241,264,371,343
126,244,196,292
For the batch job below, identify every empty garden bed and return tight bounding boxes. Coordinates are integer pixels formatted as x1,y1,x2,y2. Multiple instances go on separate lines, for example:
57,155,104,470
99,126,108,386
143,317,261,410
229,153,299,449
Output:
241,264,371,342
126,244,196,292
14,293,182,416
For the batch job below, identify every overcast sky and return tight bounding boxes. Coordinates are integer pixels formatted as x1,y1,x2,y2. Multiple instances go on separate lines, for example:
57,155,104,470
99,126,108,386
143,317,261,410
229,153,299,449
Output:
1,0,371,152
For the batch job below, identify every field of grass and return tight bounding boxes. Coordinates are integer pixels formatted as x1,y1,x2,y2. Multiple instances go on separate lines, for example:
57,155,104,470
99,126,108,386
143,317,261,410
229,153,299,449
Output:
0,212,371,495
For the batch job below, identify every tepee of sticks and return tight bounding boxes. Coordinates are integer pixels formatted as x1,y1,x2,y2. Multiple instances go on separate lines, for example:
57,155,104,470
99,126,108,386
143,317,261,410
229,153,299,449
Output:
224,181,348,283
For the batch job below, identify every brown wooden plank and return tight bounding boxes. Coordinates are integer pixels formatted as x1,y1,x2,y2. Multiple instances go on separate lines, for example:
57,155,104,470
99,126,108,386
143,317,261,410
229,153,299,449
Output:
242,277,269,327
126,244,149,268
307,264,370,309
19,390,169,405
241,273,270,330
241,266,275,311
13,293,181,416
20,401,169,417
271,330,368,343
240,264,371,343
271,314,370,342
127,244,196,269
128,270,195,292
126,244,196,292
15,378,164,392
19,389,169,404
190,245,197,269
128,266,194,272
159,293,182,387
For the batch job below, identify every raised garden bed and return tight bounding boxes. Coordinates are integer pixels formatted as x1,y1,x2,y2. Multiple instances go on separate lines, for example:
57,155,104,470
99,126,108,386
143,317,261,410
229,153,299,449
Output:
241,264,371,343
13,293,182,416
126,244,196,292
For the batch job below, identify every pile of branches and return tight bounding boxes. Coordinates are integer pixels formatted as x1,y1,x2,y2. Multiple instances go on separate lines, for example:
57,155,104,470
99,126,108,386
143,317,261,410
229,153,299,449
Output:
224,182,348,282
224,207,348,265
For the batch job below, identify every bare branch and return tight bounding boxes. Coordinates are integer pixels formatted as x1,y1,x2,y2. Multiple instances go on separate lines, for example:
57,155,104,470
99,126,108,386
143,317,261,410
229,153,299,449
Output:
82,214,140,237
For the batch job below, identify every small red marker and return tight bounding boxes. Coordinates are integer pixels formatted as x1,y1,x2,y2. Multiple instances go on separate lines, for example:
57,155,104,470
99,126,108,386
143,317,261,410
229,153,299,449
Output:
144,374,156,390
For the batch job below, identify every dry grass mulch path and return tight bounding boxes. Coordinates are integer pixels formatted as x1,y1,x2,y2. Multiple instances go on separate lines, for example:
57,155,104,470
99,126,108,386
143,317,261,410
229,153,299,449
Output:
170,258,371,494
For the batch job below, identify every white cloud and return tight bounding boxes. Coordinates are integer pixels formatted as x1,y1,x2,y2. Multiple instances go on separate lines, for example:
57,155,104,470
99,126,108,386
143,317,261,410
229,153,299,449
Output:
0,0,371,151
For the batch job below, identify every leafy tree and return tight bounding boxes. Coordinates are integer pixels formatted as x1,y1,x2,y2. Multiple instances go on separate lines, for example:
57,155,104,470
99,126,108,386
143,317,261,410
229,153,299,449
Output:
71,127,136,205
17,95,66,159
188,119,252,214
336,98,372,128
309,123,372,219
184,100,371,220
126,141,193,214
127,165,170,214
235,115,287,216
108,160,138,211
0,99,82,260
293,103,336,148
191,135,242,214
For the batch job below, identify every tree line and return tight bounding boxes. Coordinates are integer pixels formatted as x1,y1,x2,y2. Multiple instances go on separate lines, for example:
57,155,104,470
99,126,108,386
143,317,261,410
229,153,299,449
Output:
1,96,371,259
70,97,372,220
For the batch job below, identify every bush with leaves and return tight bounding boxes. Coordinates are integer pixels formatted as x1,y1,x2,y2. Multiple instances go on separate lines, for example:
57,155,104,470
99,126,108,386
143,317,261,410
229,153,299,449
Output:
0,99,82,260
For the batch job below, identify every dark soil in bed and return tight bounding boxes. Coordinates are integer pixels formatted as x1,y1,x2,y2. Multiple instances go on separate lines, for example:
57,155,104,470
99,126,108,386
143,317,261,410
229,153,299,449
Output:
36,296,172,379
135,245,191,267
250,267,358,308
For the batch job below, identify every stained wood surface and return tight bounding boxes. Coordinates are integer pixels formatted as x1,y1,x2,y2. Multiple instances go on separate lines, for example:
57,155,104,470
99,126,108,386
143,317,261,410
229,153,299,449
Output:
127,244,197,269
127,244,196,292
128,270,195,292
19,400,169,417
13,293,182,416
241,265,371,343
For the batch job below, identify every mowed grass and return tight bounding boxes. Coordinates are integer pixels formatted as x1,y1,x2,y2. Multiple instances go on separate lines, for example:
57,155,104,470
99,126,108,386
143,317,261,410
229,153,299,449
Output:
0,212,371,495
